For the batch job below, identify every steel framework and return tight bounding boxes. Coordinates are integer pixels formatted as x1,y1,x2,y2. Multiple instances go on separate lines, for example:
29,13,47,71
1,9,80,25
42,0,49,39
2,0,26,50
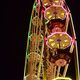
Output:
24,0,79,80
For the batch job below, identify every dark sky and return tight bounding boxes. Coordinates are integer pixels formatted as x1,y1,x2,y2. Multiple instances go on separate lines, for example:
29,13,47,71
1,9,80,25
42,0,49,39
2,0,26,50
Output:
3,0,80,80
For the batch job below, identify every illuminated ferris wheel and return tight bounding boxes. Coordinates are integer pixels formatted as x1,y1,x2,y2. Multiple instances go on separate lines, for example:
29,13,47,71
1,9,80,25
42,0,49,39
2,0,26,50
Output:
24,0,79,80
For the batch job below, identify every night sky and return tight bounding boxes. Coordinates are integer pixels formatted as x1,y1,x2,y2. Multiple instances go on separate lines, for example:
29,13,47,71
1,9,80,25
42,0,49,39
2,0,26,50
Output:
3,0,80,80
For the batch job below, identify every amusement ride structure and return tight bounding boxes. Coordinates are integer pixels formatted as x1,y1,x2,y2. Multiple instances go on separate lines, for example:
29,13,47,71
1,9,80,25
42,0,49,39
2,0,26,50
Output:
24,0,79,80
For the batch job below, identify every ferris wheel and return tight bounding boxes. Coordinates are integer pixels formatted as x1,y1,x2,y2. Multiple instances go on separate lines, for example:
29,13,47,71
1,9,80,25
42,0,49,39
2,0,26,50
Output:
24,0,79,80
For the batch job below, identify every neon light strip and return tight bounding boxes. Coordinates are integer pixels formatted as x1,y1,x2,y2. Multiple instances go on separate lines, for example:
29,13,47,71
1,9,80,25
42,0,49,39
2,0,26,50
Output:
46,32,72,49
52,77,72,80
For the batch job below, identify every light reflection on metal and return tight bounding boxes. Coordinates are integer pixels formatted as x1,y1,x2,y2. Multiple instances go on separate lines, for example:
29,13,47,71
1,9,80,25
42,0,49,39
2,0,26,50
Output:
63,64,69,77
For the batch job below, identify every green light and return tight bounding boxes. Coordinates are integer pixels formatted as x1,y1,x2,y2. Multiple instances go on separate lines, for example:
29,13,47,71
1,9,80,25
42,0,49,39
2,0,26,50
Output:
33,2,36,9
52,77,72,80
33,5,36,9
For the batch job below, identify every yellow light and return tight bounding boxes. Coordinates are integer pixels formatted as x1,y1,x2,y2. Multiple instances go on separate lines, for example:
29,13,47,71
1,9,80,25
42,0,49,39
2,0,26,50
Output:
61,12,64,16
54,0,59,3
57,44,59,48
49,39,54,42
58,16,60,18
60,34,62,37
63,44,65,47
51,43,55,46
52,77,72,80
48,15,52,19
52,17,55,19
64,40,68,42
47,11,50,15
44,3,48,6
